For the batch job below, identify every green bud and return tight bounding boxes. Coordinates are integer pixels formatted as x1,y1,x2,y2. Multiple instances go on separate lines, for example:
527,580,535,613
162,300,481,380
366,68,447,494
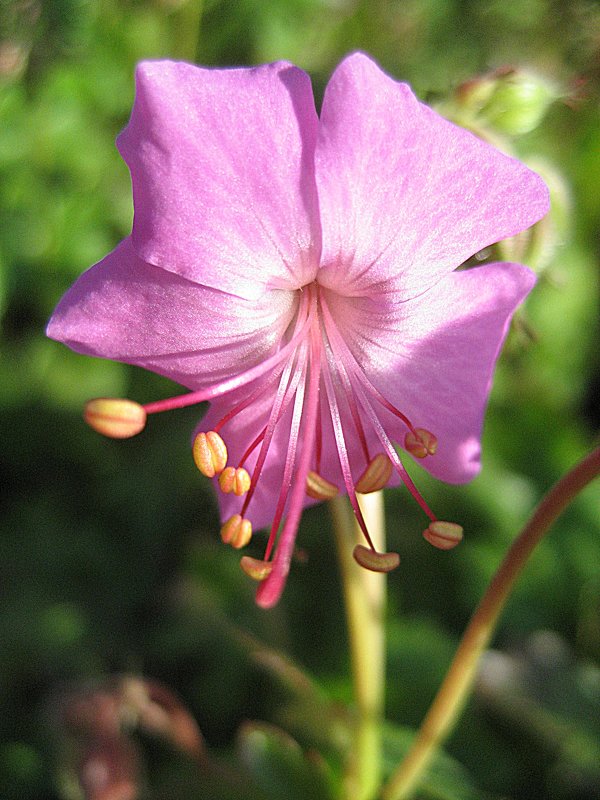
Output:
480,70,559,136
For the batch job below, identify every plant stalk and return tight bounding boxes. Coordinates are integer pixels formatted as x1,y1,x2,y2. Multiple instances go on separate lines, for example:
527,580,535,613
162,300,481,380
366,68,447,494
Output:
331,491,387,800
383,445,600,800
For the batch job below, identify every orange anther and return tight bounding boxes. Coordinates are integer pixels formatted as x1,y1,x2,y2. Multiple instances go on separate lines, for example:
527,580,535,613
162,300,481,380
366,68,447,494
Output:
306,471,339,500
192,431,228,478
219,466,251,496
352,545,400,573
220,514,252,549
84,398,147,439
355,453,393,494
240,556,273,581
404,428,438,458
423,520,463,550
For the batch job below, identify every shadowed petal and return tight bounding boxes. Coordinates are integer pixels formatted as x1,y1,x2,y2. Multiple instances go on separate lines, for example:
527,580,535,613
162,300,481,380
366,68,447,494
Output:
118,60,321,300
46,239,296,391
329,262,536,483
315,52,549,299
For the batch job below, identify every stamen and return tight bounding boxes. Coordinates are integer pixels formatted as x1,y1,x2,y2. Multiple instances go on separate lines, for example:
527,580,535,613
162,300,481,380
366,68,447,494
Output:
218,466,251,496
306,470,339,500
353,545,400,573
240,556,273,581
192,431,228,478
355,453,393,494
263,341,309,560
320,332,378,551
84,398,147,439
423,520,464,550
405,428,438,458
220,514,253,549
256,314,322,609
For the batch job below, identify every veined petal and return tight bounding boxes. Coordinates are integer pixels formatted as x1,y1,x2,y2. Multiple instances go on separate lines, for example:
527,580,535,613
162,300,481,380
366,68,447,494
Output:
118,60,321,300
46,238,296,391
315,52,549,299
328,262,536,482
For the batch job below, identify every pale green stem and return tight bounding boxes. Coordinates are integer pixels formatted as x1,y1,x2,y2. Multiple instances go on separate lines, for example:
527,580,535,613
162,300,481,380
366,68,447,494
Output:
331,491,387,800
383,445,600,800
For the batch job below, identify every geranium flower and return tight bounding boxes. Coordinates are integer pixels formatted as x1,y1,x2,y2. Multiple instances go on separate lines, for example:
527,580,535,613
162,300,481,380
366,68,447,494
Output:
47,53,549,607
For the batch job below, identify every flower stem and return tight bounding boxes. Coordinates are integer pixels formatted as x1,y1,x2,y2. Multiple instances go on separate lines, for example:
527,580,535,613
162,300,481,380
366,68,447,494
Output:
330,491,386,800
382,445,600,800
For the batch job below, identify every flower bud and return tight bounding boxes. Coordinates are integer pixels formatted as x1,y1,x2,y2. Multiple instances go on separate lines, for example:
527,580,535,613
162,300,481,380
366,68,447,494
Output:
84,398,147,439
480,70,557,136
352,544,400,572
423,520,464,550
355,453,393,494
192,431,227,478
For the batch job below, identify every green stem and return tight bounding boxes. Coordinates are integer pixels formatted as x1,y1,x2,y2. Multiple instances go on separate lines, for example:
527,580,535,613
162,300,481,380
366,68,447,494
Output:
383,444,600,800
331,492,387,800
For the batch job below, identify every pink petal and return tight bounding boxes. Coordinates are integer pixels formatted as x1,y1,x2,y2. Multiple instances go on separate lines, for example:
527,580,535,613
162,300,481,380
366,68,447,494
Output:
327,261,536,483
315,52,549,299
46,238,296,391
118,60,321,300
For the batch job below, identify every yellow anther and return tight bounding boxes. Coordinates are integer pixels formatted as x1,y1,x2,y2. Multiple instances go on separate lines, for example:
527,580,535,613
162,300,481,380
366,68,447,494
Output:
240,556,273,581
355,453,393,494
404,428,438,458
306,470,339,500
192,431,228,478
423,520,464,551
84,398,147,439
352,545,400,573
218,466,251,496
220,514,253,549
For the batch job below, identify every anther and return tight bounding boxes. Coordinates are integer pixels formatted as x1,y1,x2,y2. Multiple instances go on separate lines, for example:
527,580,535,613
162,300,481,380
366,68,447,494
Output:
84,398,147,439
219,466,251,496
240,556,273,581
192,431,228,478
423,520,464,550
355,453,393,494
404,428,438,459
306,470,339,500
353,545,400,573
220,514,253,549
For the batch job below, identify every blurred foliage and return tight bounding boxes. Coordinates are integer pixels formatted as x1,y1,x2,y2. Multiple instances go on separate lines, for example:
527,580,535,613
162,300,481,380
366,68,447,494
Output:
0,0,599,799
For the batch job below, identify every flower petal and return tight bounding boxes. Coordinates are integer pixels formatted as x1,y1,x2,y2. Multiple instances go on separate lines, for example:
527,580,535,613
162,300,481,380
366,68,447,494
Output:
328,262,536,483
315,52,549,299
46,238,295,391
118,60,321,300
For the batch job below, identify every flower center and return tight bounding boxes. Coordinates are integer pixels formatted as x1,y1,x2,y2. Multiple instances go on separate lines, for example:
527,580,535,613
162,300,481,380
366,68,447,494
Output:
82,280,461,607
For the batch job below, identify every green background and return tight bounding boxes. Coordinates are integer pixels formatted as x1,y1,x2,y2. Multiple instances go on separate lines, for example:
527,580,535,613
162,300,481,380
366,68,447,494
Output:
1,1,599,798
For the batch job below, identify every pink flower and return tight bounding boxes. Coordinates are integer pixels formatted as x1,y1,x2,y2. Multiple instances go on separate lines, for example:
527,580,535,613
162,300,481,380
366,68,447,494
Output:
47,53,549,607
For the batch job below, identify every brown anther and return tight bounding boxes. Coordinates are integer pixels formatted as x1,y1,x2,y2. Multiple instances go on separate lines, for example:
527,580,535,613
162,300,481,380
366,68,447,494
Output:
352,545,400,572
240,556,273,581
220,514,252,549
355,453,393,494
306,470,339,500
84,398,147,439
192,431,228,478
404,428,438,458
423,520,464,551
219,466,251,496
